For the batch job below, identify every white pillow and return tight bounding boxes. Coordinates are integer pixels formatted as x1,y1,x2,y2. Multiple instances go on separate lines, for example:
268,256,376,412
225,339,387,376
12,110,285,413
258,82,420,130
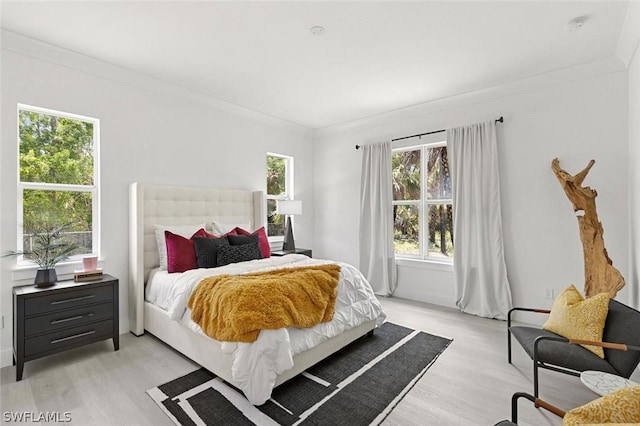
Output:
211,221,252,237
154,223,205,270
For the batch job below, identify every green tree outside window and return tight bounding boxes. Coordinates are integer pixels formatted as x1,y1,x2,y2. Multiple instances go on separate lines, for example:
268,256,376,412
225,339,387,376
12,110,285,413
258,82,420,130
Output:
392,144,453,259
18,107,98,256
266,154,292,237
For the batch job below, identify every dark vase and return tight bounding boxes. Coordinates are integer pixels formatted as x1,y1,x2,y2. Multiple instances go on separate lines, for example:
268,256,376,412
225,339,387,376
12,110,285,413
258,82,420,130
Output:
34,268,57,288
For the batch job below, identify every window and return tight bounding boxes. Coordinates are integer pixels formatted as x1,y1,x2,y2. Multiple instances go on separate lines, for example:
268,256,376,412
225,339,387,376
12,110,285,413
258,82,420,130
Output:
392,142,453,261
266,153,293,238
18,104,100,260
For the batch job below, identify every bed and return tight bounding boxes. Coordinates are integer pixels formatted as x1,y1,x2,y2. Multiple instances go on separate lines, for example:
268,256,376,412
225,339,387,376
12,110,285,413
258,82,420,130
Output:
128,182,385,405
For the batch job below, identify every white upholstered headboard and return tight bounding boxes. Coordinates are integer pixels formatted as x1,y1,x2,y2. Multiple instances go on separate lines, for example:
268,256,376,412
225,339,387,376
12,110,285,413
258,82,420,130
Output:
128,182,265,335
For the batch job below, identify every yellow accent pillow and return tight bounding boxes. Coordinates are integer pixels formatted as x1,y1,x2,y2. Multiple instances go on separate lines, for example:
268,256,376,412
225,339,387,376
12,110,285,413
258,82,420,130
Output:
542,284,609,358
563,386,640,425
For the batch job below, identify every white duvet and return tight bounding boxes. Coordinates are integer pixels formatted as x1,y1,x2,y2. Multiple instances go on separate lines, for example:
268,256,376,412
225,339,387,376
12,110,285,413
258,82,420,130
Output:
145,254,386,405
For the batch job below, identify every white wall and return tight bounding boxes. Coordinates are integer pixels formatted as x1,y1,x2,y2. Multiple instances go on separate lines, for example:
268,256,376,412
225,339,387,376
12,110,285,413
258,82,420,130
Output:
314,60,629,323
628,23,640,310
0,33,314,367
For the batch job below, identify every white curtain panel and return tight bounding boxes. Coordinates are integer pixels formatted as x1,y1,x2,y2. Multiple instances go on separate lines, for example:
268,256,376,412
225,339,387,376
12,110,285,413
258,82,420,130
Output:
359,141,397,296
447,121,513,319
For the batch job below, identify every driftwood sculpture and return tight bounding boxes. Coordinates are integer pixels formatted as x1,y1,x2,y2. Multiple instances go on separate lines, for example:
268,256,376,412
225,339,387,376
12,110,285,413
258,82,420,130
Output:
551,158,625,298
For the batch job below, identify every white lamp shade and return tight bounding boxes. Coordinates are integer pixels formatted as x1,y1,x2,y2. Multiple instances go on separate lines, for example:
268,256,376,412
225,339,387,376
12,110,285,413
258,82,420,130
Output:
277,199,302,215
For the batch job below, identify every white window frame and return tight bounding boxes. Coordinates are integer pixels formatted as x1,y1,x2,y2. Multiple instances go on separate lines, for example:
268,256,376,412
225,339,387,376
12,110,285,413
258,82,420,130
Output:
392,140,452,263
16,104,101,266
266,152,294,241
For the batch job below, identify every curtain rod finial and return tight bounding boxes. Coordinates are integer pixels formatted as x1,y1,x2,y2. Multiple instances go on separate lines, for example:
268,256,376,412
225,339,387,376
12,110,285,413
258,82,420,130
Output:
496,116,504,124
355,145,360,150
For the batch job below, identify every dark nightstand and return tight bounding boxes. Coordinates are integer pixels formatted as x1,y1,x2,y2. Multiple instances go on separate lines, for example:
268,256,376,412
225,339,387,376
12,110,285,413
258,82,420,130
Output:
13,274,119,381
271,248,312,258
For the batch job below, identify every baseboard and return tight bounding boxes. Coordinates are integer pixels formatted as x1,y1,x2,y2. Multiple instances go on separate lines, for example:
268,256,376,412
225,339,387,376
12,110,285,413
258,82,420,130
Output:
119,318,129,336
391,289,455,309
1,347,13,368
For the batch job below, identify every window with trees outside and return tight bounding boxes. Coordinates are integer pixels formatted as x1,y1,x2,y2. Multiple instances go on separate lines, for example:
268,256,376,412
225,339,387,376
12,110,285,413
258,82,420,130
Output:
392,142,453,261
18,105,99,261
266,153,293,238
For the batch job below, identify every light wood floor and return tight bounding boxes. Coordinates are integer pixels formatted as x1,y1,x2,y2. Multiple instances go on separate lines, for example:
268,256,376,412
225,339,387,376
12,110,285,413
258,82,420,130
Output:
1,297,637,425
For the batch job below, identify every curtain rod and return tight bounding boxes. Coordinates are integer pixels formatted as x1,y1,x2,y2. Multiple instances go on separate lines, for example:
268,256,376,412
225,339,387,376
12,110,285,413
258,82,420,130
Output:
355,116,504,150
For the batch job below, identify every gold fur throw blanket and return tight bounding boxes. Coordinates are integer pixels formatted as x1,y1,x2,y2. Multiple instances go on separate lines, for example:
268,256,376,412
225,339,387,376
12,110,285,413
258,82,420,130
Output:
188,264,341,343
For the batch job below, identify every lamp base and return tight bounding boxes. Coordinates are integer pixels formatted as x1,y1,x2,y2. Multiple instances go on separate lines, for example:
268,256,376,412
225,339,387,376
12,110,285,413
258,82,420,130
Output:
282,216,296,251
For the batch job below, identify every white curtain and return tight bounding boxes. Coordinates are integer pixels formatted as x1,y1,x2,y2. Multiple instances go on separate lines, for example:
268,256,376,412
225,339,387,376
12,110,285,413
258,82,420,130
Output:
359,141,396,296
447,121,512,319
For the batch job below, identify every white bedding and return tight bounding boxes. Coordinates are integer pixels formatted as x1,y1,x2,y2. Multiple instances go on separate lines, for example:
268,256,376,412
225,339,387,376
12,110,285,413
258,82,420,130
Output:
145,254,385,404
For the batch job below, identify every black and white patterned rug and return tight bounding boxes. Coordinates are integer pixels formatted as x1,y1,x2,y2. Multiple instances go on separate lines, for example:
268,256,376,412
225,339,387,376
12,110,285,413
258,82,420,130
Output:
147,322,451,425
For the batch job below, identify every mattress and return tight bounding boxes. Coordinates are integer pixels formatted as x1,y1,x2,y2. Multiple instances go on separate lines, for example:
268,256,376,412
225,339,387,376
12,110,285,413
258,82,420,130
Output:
143,254,386,404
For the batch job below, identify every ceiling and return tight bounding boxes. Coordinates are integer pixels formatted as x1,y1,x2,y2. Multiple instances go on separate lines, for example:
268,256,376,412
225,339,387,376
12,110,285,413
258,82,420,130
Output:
0,1,632,129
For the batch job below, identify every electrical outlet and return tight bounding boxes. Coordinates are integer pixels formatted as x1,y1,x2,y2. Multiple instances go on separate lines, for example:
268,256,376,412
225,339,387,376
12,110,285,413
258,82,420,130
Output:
544,288,555,300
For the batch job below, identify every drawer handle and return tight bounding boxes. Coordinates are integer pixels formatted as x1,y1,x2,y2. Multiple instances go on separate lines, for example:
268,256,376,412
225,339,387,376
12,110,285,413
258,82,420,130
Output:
50,295,95,305
50,313,95,325
51,330,95,344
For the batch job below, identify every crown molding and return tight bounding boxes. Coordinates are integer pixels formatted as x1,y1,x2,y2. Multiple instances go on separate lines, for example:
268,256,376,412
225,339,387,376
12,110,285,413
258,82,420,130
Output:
2,27,630,137
316,57,626,136
0,29,310,131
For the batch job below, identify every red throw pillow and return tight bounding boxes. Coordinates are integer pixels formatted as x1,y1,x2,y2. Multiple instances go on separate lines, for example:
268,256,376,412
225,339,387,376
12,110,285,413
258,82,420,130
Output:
193,228,214,238
166,228,211,273
234,226,271,258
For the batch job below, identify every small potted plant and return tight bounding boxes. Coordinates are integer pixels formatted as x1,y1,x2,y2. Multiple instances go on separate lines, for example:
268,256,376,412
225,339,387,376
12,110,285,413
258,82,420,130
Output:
3,223,79,287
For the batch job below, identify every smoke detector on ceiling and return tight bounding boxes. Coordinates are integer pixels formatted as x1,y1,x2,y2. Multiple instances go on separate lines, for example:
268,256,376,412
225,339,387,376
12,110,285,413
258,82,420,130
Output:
310,26,325,36
564,16,589,31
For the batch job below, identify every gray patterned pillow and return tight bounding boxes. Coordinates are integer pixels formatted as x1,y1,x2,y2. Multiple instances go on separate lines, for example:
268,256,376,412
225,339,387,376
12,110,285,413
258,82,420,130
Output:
216,242,262,266
193,237,230,268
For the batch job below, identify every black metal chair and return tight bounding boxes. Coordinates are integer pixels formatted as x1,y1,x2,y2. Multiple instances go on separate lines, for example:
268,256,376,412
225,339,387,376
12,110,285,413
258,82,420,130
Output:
507,298,640,397
494,392,565,426
495,387,640,426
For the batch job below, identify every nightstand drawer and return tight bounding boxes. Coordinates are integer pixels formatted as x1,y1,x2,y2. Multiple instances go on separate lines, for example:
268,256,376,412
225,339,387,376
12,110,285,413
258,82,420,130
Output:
24,302,114,337
24,285,113,316
25,319,114,357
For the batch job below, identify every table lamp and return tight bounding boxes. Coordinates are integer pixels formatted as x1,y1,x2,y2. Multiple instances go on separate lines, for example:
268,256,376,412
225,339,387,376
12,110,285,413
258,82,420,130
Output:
277,199,302,251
